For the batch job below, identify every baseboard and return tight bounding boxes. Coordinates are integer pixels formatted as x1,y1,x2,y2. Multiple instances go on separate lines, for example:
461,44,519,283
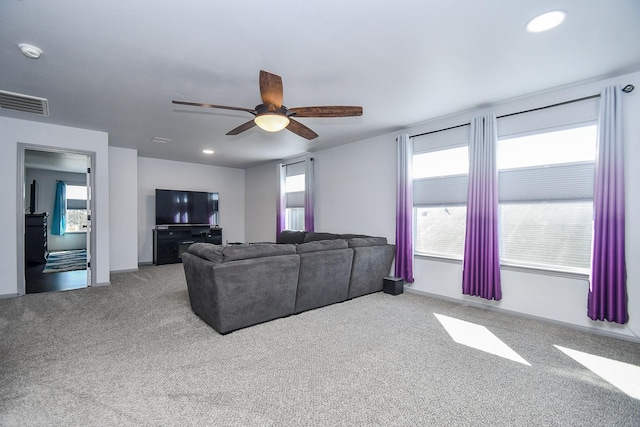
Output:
404,287,640,344
93,281,111,287
0,293,19,299
110,267,140,274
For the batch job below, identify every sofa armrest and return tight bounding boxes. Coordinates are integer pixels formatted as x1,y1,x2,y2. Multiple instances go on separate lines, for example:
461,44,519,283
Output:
183,252,300,334
183,252,223,330
348,244,396,299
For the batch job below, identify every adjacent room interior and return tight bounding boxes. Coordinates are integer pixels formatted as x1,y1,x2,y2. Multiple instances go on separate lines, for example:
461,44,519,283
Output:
22,149,92,294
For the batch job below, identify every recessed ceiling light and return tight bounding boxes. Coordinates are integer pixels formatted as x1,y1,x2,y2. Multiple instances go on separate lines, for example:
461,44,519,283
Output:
152,136,172,144
19,43,43,59
203,149,214,154
526,10,566,33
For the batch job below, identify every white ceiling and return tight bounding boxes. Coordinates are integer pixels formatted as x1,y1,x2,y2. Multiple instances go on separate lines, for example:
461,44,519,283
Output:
2,1,639,169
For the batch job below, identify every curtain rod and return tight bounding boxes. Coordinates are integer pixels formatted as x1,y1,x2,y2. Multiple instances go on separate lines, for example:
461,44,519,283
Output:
281,157,314,167
409,84,634,139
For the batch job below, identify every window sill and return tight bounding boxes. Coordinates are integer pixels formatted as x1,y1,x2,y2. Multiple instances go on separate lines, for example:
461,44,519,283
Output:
500,263,589,281
64,230,87,235
414,254,589,281
415,253,462,264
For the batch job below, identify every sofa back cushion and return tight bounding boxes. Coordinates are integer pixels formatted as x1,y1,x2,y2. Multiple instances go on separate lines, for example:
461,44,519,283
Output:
303,232,341,242
347,237,388,247
222,243,296,262
296,239,348,254
277,230,307,244
339,233,370,239
188,243,224,264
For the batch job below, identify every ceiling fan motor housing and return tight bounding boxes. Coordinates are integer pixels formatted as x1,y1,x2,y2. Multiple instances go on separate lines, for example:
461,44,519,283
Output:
255,103,289,116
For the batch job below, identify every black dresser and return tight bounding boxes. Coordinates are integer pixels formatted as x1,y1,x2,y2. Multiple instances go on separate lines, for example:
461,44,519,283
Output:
25,213,48,264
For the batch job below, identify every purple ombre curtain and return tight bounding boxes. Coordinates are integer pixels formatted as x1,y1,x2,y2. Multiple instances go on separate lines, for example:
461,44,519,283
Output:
276,163,286,238
304,158,315,232
462,114,501,300
588,85,628,324
395,134,414,283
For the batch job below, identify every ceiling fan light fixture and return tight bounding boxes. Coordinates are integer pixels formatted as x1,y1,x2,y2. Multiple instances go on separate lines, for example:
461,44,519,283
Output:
254,113,290,132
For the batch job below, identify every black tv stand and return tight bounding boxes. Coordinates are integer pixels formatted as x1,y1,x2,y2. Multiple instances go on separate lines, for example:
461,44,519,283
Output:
153,225,222,265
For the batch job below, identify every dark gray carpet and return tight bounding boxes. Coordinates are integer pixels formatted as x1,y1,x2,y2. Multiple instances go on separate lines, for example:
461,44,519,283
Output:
1,264,639,426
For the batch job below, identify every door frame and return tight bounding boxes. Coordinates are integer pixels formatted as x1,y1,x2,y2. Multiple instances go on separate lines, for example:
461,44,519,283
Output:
16,144,96,295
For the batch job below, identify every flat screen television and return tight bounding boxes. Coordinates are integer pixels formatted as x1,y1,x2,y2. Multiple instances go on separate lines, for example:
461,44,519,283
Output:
155,189,219,226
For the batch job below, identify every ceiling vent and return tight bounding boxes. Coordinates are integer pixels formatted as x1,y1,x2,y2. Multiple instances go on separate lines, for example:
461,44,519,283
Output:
0,90,49,116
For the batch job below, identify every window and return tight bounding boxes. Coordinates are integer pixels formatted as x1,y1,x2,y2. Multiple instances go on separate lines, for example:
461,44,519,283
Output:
414,206,466,258
497,125,596,169
285,173,305,231
66,184,88,233
499,202,593,271
278,158,314,233
412,93,599,274
413,146,468,179
413,121,597,272
413,125,470,258
497,124,597,273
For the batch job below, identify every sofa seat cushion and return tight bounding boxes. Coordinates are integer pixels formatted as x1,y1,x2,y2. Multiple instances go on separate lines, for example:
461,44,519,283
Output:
188,243,224,264
222,243,296,262
347,237,388,247
296,239,348,254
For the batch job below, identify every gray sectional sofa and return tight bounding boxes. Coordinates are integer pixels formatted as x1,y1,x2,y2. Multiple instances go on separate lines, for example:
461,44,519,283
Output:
182,231,395,334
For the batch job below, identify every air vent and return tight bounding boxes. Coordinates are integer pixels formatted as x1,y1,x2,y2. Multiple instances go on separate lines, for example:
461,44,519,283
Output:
0,90,49,116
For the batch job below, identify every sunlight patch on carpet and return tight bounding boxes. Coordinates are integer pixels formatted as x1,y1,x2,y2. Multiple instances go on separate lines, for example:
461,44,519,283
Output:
555,345,640,399
434,313,530,366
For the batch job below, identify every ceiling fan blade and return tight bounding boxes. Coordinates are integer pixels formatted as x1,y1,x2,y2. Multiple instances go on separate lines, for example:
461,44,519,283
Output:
259,70,283,109
286,118,319,140
226,119,257,135
288,106,363,118
172,100,256,115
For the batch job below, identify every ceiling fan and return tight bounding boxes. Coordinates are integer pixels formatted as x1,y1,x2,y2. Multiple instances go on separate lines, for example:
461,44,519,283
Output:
172,70,363,140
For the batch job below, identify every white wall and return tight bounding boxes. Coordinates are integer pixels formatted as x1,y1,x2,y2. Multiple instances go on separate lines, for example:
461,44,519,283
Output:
137,157,245,263
312,135,397,239
246,71,640,341
109,147,139,272
244,135,398,244
245,162,278,242
1,116,110,296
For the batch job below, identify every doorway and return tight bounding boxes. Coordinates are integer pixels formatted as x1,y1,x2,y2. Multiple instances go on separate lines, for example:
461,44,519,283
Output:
19,147,94,294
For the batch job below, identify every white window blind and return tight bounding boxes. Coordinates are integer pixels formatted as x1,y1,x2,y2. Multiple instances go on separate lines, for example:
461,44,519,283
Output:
285,161,305,208
498,124,597,202
66,184,87,209
413,125,469,207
